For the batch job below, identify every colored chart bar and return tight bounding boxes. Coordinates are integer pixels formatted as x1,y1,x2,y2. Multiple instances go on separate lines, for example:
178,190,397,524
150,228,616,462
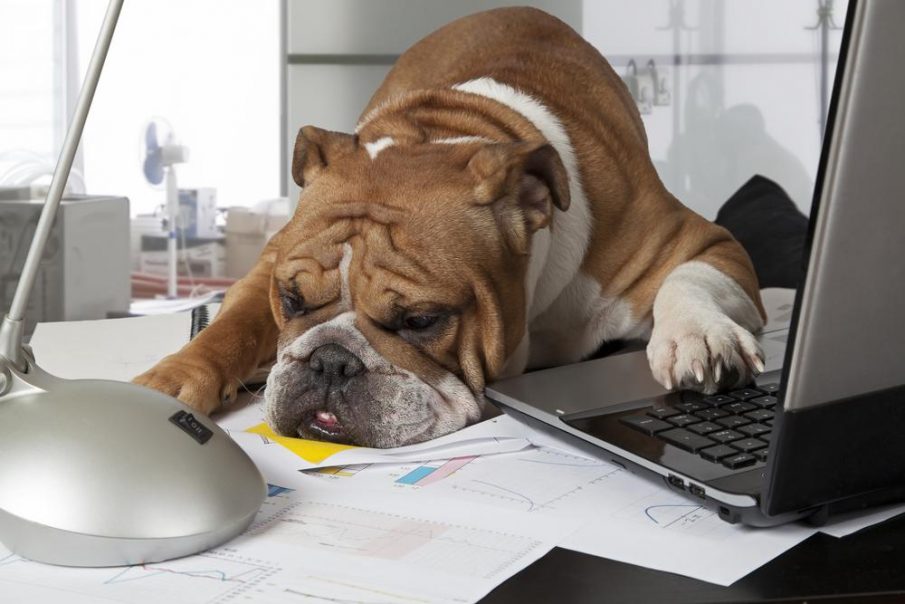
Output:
316,464,370,477
418,456,475,486
396,466,436,485
267,484,294,497
395,456,477,486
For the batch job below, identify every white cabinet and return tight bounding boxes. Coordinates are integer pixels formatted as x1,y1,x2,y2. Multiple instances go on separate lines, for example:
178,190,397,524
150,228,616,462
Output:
283,0,581,198
286,0,580,55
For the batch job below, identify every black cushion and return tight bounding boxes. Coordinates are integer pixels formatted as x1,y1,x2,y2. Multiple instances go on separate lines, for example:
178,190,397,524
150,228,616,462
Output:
715,175,809,289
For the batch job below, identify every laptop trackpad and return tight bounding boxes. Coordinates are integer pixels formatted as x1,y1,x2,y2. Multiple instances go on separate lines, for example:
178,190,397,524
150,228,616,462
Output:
491,350,668,416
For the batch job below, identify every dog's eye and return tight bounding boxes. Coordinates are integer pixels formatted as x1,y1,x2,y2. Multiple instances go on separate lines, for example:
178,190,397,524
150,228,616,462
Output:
403,314,438,330
280,289,306,318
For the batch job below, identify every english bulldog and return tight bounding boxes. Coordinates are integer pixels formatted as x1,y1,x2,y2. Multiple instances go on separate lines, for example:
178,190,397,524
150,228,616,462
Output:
135,7,765,448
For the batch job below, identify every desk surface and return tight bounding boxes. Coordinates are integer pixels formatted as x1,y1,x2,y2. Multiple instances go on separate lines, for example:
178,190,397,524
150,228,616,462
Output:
483,512,905,603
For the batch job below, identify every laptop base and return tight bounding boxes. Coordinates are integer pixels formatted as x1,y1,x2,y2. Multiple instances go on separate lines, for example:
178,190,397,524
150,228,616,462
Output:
493,400,813,527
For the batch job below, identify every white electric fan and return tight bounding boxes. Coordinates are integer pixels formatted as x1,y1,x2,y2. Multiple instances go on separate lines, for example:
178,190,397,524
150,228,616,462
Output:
141,118,187,298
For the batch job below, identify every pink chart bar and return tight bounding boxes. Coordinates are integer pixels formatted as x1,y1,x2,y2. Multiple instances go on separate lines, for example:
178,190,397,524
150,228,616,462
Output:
416,456,477,486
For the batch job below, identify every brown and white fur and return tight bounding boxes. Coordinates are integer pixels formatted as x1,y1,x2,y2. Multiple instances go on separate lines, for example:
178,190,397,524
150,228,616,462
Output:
135,8,765,447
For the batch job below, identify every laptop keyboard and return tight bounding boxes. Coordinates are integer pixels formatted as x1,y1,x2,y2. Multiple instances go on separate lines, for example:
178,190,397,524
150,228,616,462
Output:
619,383,779,469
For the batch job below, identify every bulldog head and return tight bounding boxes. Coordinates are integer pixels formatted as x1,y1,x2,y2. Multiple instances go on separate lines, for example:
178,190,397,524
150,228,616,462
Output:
263,125,569,447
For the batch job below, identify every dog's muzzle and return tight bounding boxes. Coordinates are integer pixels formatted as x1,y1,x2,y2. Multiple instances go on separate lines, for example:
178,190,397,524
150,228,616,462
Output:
263,311,482,447
303,343,363,440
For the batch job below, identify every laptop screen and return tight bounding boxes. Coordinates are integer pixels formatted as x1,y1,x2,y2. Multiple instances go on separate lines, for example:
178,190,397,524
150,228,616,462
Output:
779,0,905,412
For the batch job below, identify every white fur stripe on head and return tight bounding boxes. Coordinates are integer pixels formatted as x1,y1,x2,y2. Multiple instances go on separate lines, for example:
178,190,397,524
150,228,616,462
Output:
339,243,353,308
452,78,592,321
364,136,394,159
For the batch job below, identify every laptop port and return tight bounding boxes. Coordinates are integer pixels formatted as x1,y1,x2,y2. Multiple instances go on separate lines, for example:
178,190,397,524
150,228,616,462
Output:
667,474,685,490
688,483,706,499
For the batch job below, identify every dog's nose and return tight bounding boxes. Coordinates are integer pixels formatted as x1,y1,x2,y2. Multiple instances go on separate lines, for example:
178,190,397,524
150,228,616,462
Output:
309,344,365,380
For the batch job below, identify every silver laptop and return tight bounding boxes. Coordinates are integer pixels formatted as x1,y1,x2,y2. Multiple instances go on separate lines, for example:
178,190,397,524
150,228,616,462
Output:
487,0,905,527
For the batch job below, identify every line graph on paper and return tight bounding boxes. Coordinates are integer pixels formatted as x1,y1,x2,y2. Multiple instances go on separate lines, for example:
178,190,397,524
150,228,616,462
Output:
247,500,540,580
614,492,728,537
0,486,298,604
99,552,281,601
644,503,711,528
273,575,435,604
0,547,281,604
431,447,624,514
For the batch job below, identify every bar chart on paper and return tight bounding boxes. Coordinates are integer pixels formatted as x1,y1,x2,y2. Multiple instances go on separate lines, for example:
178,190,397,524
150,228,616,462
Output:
305,456,479,488
395,456,478,486
314,463,371,478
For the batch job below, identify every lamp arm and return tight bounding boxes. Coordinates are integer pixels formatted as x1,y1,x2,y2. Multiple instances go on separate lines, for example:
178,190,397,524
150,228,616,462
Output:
0,0,124,371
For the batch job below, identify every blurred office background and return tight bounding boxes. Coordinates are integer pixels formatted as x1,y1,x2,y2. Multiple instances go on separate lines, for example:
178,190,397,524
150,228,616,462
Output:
0,0,846,326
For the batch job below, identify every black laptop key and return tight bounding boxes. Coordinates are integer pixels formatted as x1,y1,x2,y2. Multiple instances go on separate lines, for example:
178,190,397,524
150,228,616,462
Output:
738,423,771,438
673,401,706,413
755,448,770,462
702,394,735,406
700,444,738,462
715,415,751,429
647,406,680,420
678,390,707,403
744,409,774,423
729,388,763,401
667,414,701,427
709,429,744,443
759,383,780,394
723,452,757,469
723,401,756,414
731,438,768,453
659,428,715,452
621,415,673,435
694,407,729,421
751,395,778,409
688,421,722,435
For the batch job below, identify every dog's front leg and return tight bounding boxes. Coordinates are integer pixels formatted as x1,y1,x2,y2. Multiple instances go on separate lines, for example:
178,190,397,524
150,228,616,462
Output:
647,252,766,394
133,237,282,415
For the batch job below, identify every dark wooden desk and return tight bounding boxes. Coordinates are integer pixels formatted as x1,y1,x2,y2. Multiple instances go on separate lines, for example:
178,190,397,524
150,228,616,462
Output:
483,512,905,603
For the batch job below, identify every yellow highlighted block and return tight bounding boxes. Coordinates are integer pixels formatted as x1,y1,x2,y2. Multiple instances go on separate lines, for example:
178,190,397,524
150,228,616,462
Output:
246,423,357,464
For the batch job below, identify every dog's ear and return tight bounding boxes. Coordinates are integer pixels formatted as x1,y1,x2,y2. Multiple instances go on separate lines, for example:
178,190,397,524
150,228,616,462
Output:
292,126,355,187
467,141,570,233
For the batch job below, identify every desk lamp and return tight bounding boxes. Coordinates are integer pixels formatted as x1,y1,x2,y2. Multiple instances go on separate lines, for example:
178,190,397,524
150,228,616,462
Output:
0,0,266,566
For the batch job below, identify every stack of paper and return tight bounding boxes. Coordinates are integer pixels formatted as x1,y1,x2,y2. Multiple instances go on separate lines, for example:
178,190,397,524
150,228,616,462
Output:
5,296,900,603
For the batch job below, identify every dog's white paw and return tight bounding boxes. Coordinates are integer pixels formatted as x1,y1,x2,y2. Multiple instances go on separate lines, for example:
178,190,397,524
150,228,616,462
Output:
647,313,764,394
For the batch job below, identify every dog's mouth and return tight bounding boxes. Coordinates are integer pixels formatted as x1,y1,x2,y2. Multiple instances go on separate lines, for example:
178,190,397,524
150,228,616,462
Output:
302,409,350,443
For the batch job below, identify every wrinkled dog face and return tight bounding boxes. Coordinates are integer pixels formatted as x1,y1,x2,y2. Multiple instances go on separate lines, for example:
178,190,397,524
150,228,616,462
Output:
265,306,479,448
262,126,568,447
